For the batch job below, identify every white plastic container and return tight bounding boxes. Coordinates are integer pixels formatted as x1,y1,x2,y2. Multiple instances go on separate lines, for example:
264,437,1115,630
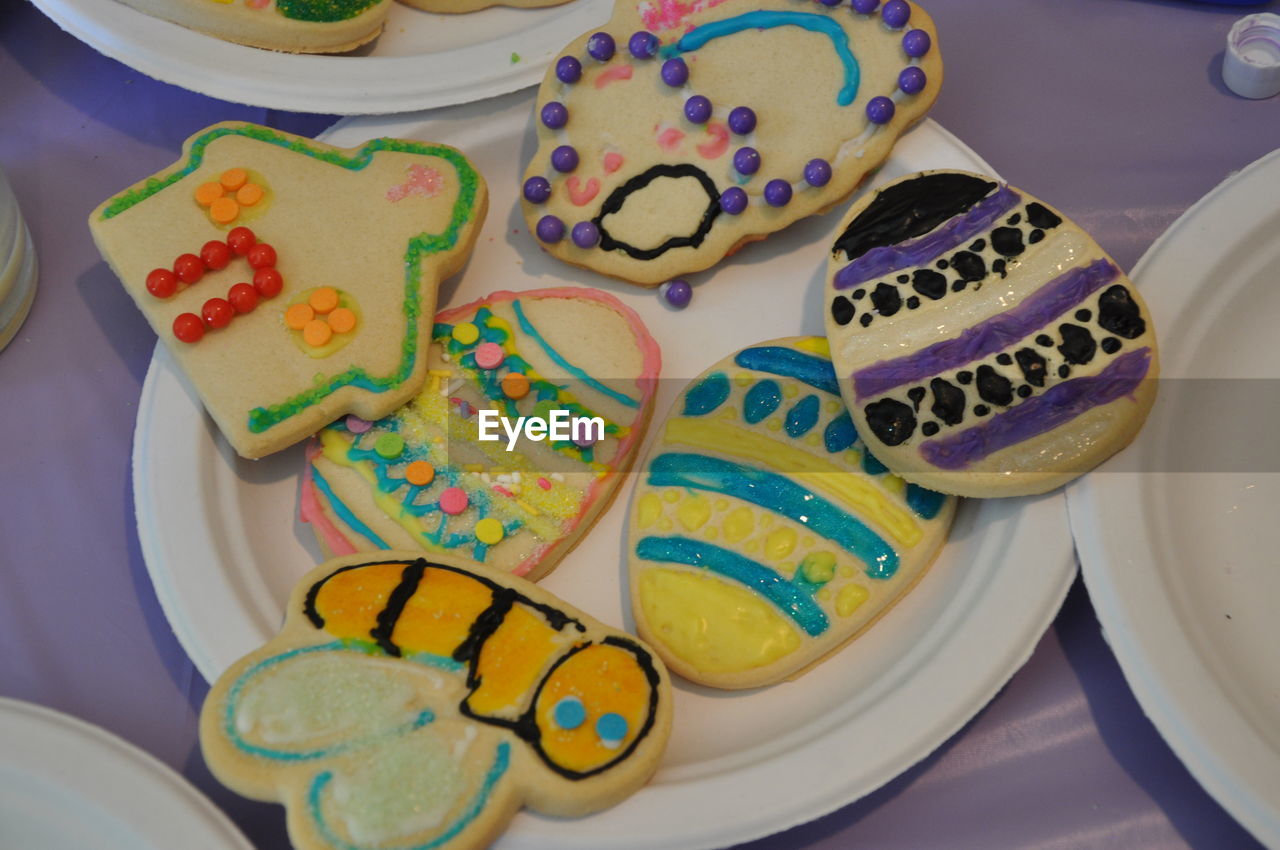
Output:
0,166,38,352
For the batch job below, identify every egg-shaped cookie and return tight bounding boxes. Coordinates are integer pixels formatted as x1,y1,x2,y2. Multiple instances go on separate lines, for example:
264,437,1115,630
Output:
824,170,1159,497
627,337,955,689
303,288,660,581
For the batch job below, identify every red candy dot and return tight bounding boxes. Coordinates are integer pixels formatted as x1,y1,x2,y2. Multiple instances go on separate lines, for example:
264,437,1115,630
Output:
247,243,277,270
200,239,231,270
173,312,204,343
252,267,283,299
228,283,259,314
439,487,469,515
146,268,178,298
226,226,256,256
202,297,234,329
173,253,205,284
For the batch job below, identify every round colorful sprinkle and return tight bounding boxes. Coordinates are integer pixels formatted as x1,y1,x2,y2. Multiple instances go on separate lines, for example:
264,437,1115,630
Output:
851,0,879,12
475,517,505,545
451,322,480,345
684,95,712,124
732,147,760,175
571,221,600,248
475,341,505,370
247,243,277,270
502,372,531,399
253,268,283,298
226,226,256,255
541,101,569,129
596,712,628,747
804,158,833,187
374,433,404,459
227,282,258,314
202,297,234,329
764,179,793,207
881,0,910,28
898,66,927,95
866,95,896,124
556,55,582,84
536,215,566,243
902,28,931,57
720,186,748,215
173,253,204,284
404,460,434,486
628,31,658,59
661,57,688,87
727,106,756,135
523,176,552,204
345,415,373,434
172,313,204,343
551,145,579,173
146,268,178,299
587,32,615,61
200,240,231,271
439,487,469,515
661,279,692,309
554,696,586,730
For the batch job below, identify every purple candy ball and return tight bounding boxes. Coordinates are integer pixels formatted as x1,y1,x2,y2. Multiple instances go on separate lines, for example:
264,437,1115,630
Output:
556,55,582,84
628,30,658,59
804,158,832,187
536,215,565,243
881,0,910,28
661,57,689,87
851,0,879,13
571,221,600,248
684,95,712,124
720,186,748,215
662,279,692,309
866,95,896,124
902,28,931,57
898,66,927,94
727,106,757,135
541,101,569,129
818,0,841,6
551,145,579,172
523,176,551,204
764,179,793,207
587,32,616,61
732,147,761,175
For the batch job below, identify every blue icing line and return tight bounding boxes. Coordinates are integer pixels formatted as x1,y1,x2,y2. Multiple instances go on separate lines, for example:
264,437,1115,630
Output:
784,395,821,438
683,372,731,416
906,484,948,520
648,453,899,578
311,464,391,550
861,450,888,476
668,11,861,106
636,536,829,636
224,642,461,763
734,347,841,395
308,740,511,850
823,412,859,454
742,379,782,424
511,299,639,409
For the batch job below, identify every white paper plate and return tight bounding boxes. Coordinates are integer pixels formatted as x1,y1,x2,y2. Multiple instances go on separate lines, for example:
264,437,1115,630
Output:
29,0,610,114
0,697,253,850
132,89,1076,848
1067,149,1280,848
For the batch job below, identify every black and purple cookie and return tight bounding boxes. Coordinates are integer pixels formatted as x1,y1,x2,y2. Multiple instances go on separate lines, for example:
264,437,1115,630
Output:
824,170,1158,497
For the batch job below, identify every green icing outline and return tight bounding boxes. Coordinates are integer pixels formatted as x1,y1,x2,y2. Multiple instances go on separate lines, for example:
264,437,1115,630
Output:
98,125,481,435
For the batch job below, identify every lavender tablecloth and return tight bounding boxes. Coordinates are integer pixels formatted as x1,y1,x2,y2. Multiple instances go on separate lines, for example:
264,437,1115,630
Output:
2,0,1277,847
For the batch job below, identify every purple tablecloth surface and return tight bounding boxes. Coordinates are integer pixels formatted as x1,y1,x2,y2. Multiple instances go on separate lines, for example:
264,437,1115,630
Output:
2,0,1277,847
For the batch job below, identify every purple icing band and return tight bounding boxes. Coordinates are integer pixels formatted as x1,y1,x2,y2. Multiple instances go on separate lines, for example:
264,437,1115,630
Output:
833,185,1022,290
918,347,1151,470
852,258,1119,400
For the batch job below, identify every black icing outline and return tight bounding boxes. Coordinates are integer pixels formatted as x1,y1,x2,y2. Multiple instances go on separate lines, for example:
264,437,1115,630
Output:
592,164,722,261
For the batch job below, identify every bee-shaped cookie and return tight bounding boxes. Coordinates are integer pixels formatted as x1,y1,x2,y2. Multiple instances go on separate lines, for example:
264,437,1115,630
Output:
200,554,671,850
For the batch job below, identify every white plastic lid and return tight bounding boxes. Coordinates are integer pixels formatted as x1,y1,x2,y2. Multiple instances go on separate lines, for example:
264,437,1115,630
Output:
1223,13,1280,100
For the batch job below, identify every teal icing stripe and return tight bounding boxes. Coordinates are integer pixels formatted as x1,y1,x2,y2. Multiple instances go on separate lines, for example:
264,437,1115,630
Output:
511,299,639,409
734,347,842,396
636,536,828,636
648,453,898,578
668,11,861,106
906,483,948,520
308,741,511,850
683,372,731,416
311,463,391,550
223,642,459,763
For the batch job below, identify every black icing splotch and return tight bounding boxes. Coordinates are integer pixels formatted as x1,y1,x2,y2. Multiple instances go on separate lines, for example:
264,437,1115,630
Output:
975,364,1013,407
1101,337,1122,354
991,227,1025,257
1058,323,1097,365
833,173,997,262
921,421,940,437
1097,285,1146,339
950,251,986,282
594,164,721,261
1015,348,1047,387
929,377,966,426
907,385,926,411
871,282,902,317
866,398,917,446
1025,202,1063,229
831,295,855,326
912,269,947,300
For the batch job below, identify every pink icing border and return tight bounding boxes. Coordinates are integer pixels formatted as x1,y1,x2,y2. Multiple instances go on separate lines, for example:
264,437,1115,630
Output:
300,287,662,578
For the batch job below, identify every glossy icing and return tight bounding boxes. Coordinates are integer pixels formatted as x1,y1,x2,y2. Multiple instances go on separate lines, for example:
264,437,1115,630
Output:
627,336,954,688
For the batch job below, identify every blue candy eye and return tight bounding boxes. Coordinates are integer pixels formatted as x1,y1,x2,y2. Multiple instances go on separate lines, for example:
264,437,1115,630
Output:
553,696,586,731
595,712,628,749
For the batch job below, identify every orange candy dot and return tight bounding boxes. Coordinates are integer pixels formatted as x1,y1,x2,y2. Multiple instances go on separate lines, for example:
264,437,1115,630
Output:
220,168,248,191
195,182,224,206
210,197,240,224
502,372,530,400
327,307,357,334
309,287,339,314
303,319,333,347
236,183,264,206
405,461,435,486
285,303,314,330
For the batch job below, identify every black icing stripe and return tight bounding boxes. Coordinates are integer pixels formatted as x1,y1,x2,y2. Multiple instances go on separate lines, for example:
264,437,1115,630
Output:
833,172,997,262
593,164,722,261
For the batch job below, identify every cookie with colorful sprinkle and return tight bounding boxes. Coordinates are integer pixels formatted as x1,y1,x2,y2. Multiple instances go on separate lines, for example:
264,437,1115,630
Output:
521,0,942,286
627,336,955,689
200,552,672,850
113,0,394,53
89,122,487,460
302,288,661,581
824,170,1159,497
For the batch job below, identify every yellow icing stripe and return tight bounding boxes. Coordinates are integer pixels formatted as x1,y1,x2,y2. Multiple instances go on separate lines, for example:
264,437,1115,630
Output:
662,418,922,547
792,337,831,357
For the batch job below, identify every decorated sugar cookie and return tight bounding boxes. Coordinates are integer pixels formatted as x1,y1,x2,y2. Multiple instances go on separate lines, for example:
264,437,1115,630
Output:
200,553,672,850
90,122,487,459
521,0,942,286
627,337,954,689
302,288,661,581
824,170,1159,497
112,0,393,53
